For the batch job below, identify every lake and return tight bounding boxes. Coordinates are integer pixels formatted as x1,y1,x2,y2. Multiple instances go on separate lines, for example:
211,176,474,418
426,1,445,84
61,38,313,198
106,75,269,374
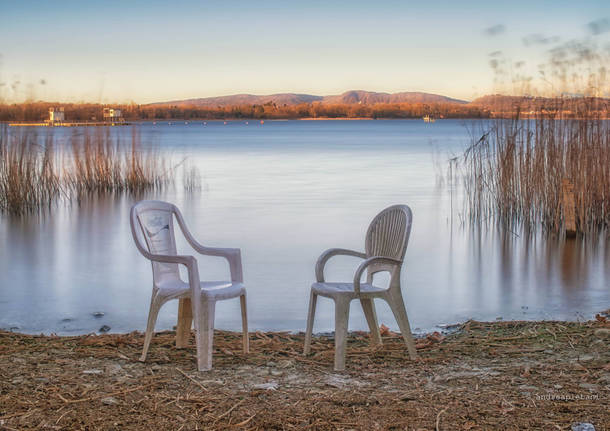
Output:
0,120,608,335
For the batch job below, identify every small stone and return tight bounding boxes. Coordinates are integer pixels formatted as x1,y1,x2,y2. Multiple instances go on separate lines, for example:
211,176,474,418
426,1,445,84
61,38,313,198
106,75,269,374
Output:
106,364,123,375
101,397,119,405
92,312,105,318
553,384,563,389
83,369,103,375
252,381,278,391
266,361,277,367
99,325,111,333
270,370,284,377
572,423,595,431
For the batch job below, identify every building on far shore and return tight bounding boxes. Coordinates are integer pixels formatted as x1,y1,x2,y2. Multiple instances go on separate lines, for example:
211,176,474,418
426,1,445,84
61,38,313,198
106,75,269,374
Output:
103,108,123,122
47,107,65,124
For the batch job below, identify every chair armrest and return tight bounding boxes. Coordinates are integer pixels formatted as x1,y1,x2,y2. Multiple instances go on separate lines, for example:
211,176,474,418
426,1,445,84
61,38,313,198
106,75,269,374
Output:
315,248,367,282
131,226,196,267
141,252,202,297
193,246,243,283
173,210,243,282
147,252,196,266
353,256,402,295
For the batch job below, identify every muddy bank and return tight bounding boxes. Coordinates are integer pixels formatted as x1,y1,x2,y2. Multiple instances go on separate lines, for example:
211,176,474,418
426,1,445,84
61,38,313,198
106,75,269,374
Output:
0,318,609,430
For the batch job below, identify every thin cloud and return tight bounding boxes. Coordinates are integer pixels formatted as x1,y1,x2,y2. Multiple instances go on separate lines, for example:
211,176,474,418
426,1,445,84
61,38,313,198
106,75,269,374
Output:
587,18,609,35
522,34,560,46
484,24,506,36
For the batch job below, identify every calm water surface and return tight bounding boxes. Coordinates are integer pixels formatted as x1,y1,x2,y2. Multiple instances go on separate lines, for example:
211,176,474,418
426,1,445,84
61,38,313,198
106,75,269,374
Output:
1,120,608,334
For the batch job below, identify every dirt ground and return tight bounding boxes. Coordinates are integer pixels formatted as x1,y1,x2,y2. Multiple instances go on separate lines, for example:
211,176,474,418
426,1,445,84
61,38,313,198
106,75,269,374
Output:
0,317,608,430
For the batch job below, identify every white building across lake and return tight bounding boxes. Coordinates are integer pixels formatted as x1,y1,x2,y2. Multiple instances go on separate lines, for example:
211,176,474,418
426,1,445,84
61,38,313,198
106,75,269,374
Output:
103,108,123,122
47,107,65,124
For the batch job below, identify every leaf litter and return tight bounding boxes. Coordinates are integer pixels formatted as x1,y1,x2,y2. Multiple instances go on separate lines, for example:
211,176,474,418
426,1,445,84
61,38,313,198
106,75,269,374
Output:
0,316,608,430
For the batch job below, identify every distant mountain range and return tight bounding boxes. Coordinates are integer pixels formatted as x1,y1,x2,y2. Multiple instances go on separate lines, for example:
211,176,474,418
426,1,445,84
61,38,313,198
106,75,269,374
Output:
149,90,469,107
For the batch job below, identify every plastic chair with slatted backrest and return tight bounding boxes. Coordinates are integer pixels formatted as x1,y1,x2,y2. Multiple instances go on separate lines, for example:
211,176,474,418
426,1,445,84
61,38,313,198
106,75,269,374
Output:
303,204,418,371
130,200,249,371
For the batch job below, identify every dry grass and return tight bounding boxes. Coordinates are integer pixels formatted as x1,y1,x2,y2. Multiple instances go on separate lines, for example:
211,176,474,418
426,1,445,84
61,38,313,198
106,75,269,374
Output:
462,98,610,235
0,125,169,214
0,318,608,430
0,127,61,213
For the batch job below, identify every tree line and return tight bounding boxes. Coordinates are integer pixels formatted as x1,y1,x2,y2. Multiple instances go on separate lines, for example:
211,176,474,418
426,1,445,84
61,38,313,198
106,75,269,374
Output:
0,101,491,121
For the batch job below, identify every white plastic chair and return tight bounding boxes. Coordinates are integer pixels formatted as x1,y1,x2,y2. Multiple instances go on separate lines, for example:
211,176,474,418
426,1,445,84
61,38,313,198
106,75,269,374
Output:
130,200,249,371
304,204,418,371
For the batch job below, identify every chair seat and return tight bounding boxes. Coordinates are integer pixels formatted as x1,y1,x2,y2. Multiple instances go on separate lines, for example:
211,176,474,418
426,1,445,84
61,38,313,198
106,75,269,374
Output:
157,280,245,301
311,281,386,298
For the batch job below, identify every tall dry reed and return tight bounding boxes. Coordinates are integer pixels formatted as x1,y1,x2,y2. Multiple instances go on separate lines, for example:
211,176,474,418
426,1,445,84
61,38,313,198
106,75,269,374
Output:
462,98,609,235
0,127,61,213
0,125,170,214
65,127,168,196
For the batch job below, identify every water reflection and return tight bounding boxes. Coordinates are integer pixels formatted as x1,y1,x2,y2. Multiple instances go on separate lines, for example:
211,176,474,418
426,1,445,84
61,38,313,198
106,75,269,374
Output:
0,121,608,334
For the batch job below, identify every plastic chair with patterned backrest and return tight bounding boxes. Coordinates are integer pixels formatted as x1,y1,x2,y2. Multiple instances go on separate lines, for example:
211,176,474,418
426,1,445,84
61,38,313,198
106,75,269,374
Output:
303,204,418,371
130,200,249,371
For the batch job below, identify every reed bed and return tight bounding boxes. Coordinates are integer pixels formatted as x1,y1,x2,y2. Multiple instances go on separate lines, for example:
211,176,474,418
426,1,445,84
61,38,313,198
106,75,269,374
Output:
0,126,170,214
462,98,610,235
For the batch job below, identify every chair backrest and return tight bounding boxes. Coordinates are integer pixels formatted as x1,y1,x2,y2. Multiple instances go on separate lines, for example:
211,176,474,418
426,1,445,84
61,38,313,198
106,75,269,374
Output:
365,204,412,261
130,200,180,285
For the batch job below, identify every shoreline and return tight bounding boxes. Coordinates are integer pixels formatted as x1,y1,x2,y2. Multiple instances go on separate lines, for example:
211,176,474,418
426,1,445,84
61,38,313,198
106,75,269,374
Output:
1,316,608,429
2,310,606,337
3,117,608,125
0,308,610,340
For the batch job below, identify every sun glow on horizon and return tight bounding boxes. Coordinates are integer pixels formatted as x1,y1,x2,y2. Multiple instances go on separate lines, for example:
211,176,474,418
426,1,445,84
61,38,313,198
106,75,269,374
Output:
0,1,608,104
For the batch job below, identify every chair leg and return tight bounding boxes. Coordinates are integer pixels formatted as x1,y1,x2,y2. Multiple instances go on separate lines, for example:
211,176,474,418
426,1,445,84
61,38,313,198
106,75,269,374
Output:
303,291,318,354
386,294,418,360
176,297,193,348
360,298,382,346
195,299,216,371
333,297,351,371
140,296,162,362
240,294,249,354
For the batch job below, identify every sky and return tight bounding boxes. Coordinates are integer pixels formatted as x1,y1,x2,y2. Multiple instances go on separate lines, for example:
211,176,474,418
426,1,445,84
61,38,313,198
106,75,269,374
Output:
0,0,608,103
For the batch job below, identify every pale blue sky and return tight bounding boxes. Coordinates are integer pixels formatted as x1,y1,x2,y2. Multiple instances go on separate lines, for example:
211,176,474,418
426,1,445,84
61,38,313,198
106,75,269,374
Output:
0,1,608,103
